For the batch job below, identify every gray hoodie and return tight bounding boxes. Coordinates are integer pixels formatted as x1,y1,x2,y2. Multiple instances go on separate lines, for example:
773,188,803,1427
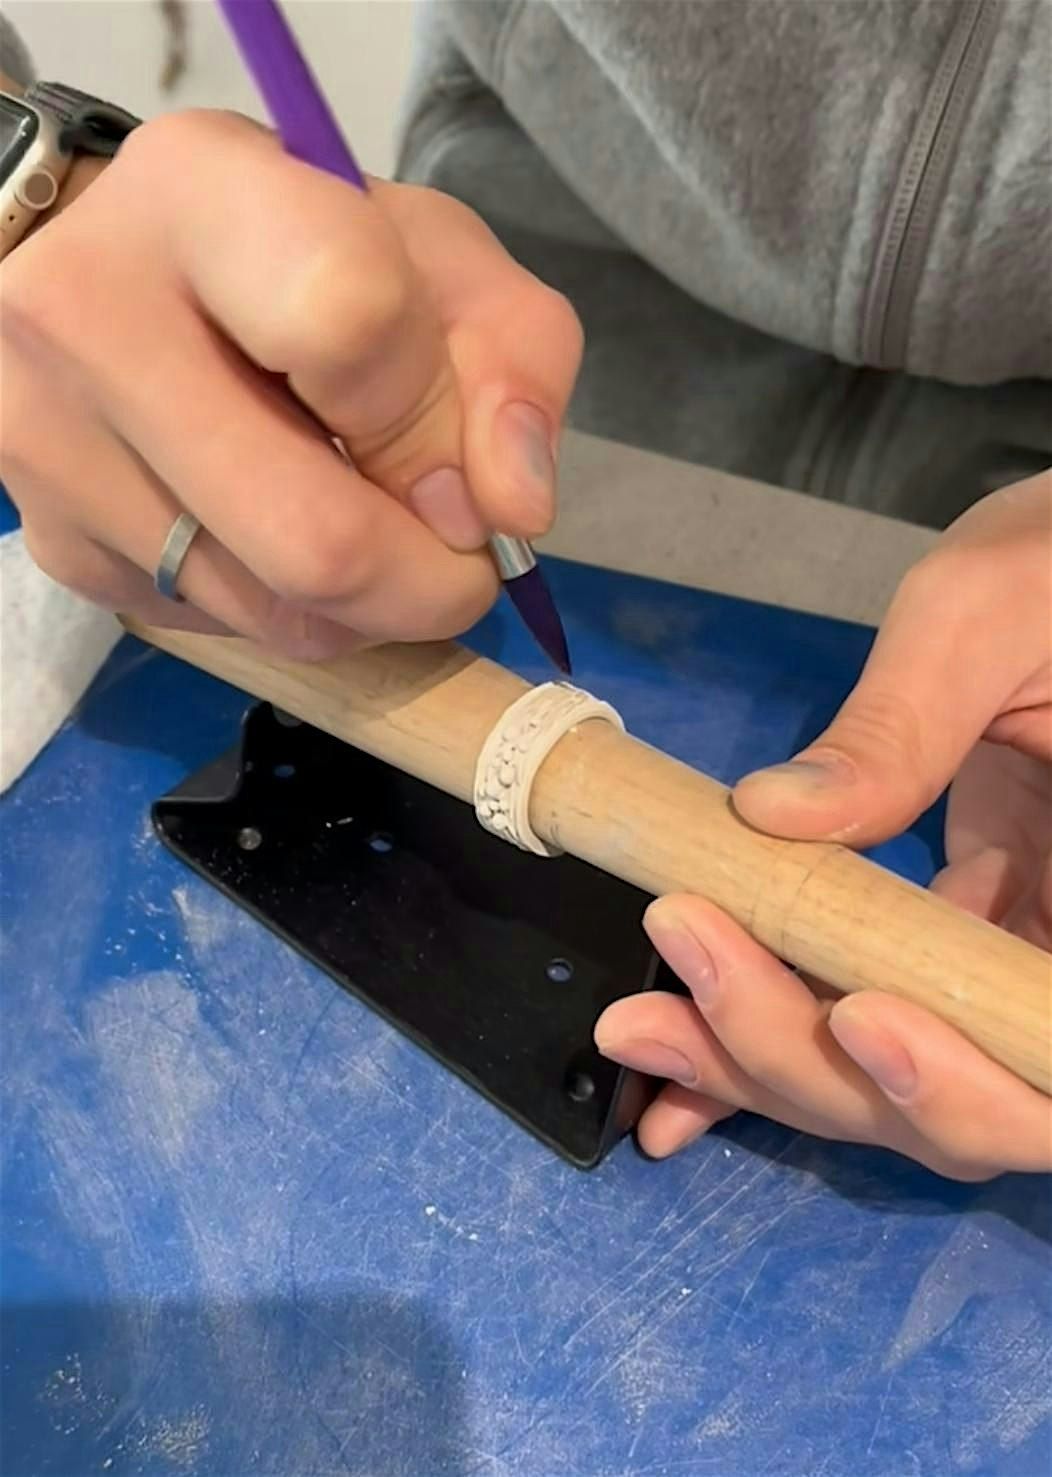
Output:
398,0,1052,525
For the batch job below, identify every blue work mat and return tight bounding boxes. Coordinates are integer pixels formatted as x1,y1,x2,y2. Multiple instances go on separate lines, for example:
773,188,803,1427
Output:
2,557,1049,1477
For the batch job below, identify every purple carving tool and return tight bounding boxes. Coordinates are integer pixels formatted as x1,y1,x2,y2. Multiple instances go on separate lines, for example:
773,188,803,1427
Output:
215,0,571,675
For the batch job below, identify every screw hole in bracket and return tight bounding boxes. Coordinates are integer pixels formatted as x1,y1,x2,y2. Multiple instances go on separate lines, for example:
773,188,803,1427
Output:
564,1069,596,1104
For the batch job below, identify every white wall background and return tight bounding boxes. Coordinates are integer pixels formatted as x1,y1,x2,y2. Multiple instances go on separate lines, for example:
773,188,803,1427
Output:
6,0,415,175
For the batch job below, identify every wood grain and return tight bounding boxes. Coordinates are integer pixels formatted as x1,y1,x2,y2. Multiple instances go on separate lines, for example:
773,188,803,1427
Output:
123,621,1052,1094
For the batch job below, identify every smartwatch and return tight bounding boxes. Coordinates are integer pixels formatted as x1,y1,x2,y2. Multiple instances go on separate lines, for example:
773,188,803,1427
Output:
0,82,139,258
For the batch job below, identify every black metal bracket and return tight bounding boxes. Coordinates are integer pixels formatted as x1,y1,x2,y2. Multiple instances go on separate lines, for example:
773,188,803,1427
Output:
153,704,668,1167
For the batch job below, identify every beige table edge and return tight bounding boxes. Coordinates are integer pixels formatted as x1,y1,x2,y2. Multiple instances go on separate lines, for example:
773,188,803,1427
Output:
540,432,938,629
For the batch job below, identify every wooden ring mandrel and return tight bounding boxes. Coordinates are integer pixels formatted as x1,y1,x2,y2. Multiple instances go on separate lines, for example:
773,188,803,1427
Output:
121,621,1052,1095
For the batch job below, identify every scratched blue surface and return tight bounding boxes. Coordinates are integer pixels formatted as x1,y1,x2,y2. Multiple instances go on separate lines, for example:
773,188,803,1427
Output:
3,556,1050,1477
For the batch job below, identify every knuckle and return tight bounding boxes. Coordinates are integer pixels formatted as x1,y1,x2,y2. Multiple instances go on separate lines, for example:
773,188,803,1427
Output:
364,561,497,645
0,368,45,478
951,1162,1001,1185
894,539,1011,632
20,522,55,577
962,515,1048,608
534,283,584,363
119,108,257,173
829,688,926,771
261,235,411,374
264,512,377,606
915,1118,1003,1182
116,111,179,169
922,1148,1000,1184
22,525,91,596
898,544,967,606
403,564,498,643
248,597,346,663
116,112,196,177
0,433,33,491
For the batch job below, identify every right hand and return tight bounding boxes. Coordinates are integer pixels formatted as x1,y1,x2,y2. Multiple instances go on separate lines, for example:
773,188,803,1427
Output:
0,110,583,657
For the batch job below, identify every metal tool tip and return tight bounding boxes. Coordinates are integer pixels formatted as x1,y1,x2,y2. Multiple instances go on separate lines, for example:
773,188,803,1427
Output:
506,565,573,676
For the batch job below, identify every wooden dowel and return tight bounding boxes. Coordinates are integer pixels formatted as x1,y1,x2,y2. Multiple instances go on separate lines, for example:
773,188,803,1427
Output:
122,622,1052,1094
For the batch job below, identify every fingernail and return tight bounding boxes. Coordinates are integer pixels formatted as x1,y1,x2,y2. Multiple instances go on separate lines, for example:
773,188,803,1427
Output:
743,751,856,795
408,467,488,551
595,1035,698,1087
830,1011,918,1101
493,402,555,530
645,906,719,1008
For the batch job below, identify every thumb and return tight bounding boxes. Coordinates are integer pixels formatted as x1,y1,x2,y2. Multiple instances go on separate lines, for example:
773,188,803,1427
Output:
733,557,1025,847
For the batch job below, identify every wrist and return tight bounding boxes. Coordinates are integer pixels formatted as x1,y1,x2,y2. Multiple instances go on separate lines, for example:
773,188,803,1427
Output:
2,80,136,250
47,151,108,214
26,152,108,236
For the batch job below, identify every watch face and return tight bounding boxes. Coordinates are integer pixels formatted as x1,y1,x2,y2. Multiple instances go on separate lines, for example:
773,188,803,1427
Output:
0,95,39,176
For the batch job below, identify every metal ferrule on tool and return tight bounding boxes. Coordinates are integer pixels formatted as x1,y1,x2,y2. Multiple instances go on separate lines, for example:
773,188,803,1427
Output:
490,535,538,581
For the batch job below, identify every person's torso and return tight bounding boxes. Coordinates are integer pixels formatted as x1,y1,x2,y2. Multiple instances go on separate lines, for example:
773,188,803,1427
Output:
398,0,1052,524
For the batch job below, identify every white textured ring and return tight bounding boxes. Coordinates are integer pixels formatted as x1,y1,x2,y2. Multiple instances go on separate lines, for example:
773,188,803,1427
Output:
154,512,202,603
473,682,625,856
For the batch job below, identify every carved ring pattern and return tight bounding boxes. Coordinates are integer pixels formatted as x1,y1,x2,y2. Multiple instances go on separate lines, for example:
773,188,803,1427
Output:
473,682,625,856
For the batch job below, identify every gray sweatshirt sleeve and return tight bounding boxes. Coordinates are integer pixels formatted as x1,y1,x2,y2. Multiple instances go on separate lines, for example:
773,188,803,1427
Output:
0,13,35,88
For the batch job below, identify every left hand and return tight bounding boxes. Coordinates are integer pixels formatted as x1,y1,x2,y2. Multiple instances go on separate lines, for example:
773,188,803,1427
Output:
595,472,1052,1181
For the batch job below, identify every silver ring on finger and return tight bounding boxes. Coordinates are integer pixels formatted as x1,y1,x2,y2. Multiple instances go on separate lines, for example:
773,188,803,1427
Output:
154,512,202,603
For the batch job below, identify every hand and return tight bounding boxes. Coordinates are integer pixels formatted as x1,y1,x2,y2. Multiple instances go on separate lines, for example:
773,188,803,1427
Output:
596,472,1052,1180
0,111,582,656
